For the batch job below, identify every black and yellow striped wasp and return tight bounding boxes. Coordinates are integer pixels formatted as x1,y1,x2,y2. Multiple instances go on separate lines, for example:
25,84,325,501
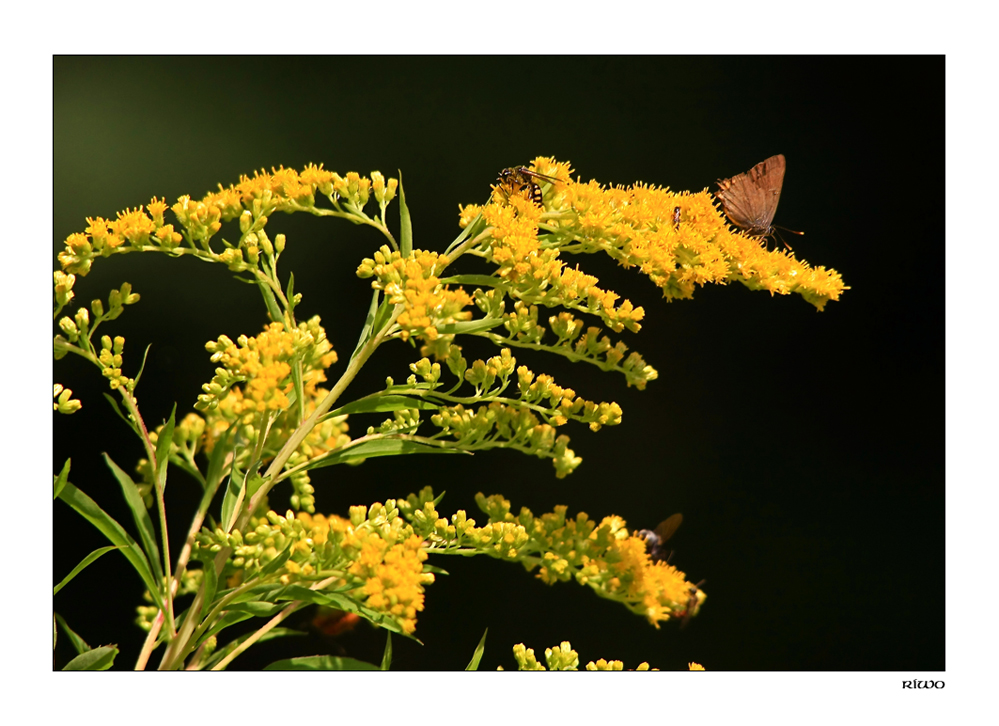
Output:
496,166,565,206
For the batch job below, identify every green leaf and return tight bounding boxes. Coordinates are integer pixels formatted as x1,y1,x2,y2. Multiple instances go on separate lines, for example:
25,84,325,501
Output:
54,613,90,654
372,296,395,334
226,601,286,617
133,343,153,387
443,213,484,257
324,394,441,421
154,406,177,490
422,563,450,576
436,318,504,335
466,628,488,671
54,545,124,595
438,274,502,288
258,278,284,324
204,425,233,494
200,610,253,644
264,655,381,671
54,458,71,500
103,453,163,585
220,466,247,534
349,290,380,366
398,170,412,256
257,543,295,578
301,437,467,471
202,563,218,618
381,631,393,670
286,272,296,315
102,392,133,429
268,584,336,606
63,646,118,671
56,482,163,611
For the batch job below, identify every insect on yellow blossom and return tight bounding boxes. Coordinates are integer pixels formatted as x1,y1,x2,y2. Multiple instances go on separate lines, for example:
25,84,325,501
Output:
496,166,567,206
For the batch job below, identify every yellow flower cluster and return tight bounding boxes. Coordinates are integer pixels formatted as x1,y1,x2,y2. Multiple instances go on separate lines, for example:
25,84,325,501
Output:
499,302,659,389
576,527,701,628
58,199,185,277
199,317,337,416
342,532,430,635
356,245,473,349
431,403,582,478
56,165,393,283
195,502,433,635
416,492,702,628
196,317,346,512
474,156,847,311
509,641,655,671
462,196,646,334
98,335,134,392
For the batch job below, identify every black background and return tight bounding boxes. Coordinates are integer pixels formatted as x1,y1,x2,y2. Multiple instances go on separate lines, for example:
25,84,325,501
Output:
53,56,944,671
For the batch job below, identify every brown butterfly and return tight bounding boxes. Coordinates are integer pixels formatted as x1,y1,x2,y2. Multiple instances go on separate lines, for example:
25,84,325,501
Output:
714,154,802,243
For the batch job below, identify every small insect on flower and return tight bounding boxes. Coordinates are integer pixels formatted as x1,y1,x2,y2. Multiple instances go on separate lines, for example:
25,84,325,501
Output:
496,166,566,207
637,513,683,564
680,579,706,629
672,206,681,228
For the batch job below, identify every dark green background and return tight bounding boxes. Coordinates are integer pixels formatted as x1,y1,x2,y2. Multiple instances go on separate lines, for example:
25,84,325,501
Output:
53,56,944,671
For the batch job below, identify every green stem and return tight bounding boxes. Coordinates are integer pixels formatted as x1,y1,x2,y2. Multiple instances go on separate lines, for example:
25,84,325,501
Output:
209,574,341,670
119,390,175,636
240,305,403,524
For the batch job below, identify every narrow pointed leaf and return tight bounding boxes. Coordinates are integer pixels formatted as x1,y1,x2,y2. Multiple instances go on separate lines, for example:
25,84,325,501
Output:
204,425,233,494
54,545,124,595
102,392,133,429
436,318,504,335
465,628,488,671
349,292,381,366
286,272,296,315
300,438,466,471
103,453,163,584
54,458,71,500
154,407,177,489
323,394,441,421
133,344,153,387
398,170,412,256
56,482,162,610
257,543,295,578
54,613,90,654
258,278,284,325
220,467,247,534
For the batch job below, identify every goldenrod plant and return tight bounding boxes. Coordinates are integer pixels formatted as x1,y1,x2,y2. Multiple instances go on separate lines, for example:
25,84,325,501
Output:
53,157,847,670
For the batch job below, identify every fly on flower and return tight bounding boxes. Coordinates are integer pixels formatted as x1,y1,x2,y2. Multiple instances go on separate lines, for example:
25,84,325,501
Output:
496,166,565,206
672,206,681,229
680,579,706,629
637,513,683,564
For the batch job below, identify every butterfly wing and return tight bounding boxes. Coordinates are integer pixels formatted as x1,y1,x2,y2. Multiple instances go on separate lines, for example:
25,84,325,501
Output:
715,154,786,237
